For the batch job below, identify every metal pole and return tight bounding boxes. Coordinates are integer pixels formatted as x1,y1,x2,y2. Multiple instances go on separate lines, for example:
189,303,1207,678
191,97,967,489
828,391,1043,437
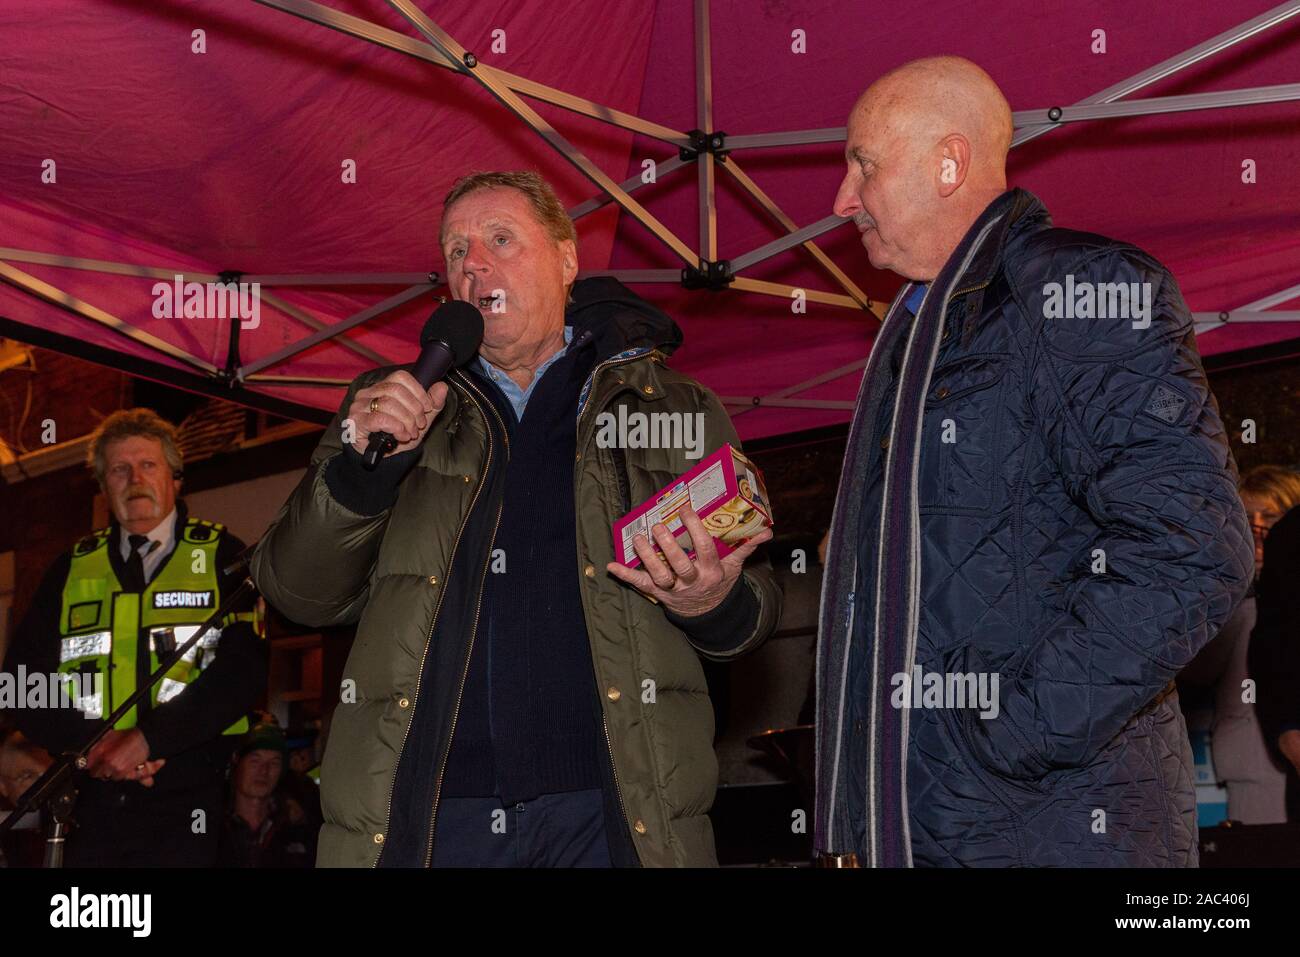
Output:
1192,282,1300,334
1013,83,1300,126
0,260,217,373
258,290,394,366
238,273,434,285
243,374,354,386
0,248,219,283
726,128,847,150
722,159,878,316
580,269,683,283
696,0,717,265
382,0,699,267
1013,0,1300,147
715,396,856,410
568,155,691,221
730,275,859,309
726,2,1300,272
729,215,846,273
239,283,432,376
250,0,690,146
729,358,871,419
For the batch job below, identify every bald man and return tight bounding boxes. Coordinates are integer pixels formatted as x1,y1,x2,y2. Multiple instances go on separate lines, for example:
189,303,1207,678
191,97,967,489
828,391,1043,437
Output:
815,56,1252,867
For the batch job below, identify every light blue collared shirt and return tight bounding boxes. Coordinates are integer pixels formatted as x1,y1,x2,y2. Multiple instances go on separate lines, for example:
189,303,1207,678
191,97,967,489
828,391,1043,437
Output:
475,326,575,420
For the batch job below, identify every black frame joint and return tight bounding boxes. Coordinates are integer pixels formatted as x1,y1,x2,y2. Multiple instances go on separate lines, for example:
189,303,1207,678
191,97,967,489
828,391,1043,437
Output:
681,259,734,290
679,129,729,163
217,269,245,386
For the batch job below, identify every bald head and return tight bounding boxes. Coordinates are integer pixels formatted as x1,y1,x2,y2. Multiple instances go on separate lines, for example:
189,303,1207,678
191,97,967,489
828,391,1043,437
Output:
856,57,1013,183
834,56,1013,281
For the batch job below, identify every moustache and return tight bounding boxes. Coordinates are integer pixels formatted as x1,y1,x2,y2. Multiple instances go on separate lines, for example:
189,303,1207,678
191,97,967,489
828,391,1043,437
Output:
123,486,157,503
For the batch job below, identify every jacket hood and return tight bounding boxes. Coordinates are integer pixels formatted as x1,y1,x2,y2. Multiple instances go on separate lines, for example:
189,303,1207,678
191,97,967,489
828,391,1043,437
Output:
565,276,684,360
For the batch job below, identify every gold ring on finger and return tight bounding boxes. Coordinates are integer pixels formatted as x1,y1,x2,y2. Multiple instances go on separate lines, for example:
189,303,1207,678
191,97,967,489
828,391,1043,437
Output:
369,397,382,414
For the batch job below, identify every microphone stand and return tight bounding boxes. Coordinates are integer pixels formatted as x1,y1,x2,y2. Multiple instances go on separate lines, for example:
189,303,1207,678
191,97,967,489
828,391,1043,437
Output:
0,547,259,866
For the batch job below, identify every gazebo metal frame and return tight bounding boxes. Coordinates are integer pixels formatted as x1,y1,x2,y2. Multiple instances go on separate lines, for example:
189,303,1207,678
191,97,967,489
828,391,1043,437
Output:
1,0,1297,421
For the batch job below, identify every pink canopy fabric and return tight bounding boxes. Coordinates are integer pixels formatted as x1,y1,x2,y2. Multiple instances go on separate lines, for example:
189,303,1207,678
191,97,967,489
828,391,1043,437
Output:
2,0,1298,440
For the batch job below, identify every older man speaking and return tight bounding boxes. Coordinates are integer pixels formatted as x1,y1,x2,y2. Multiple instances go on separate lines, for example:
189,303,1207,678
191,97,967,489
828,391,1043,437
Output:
816,57,1252,867
254,171,780,867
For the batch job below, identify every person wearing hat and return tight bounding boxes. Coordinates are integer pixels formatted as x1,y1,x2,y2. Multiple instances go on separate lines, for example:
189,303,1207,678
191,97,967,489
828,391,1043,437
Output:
218,721,318,868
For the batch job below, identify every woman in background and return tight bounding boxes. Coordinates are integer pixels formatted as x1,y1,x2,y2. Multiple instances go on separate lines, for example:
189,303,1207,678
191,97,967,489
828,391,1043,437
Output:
1213,466,1300,822
1247,466,1300,823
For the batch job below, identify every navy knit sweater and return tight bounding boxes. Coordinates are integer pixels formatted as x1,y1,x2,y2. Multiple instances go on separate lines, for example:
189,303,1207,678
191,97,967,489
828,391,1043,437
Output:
441,336,604,800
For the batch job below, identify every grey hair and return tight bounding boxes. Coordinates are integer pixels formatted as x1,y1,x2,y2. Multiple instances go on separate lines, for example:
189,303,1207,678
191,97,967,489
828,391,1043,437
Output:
87,408,183,485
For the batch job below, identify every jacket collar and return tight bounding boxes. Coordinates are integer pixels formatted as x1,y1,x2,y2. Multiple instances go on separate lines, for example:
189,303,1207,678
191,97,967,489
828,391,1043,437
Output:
951,187,1051,290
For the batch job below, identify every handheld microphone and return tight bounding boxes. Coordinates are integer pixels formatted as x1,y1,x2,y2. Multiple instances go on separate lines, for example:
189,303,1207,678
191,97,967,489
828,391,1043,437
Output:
362,299,484,470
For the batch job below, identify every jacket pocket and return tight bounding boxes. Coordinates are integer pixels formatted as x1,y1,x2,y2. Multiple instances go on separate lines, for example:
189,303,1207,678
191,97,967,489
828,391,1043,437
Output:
911,701,1029,865
918,354,1008,513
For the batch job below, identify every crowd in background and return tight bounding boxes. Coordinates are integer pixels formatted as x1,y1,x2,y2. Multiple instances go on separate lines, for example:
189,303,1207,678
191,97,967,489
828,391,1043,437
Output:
0,713,322,868
3,464,1300,865
1180,464,1300,825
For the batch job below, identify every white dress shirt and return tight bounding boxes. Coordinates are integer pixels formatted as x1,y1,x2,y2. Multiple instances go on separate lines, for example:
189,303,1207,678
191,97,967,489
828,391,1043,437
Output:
118,506,178,585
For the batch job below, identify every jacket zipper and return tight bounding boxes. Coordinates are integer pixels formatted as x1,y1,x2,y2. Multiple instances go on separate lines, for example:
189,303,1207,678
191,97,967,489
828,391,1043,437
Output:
422,371,510,867
601,713,632,843
372,374,504,866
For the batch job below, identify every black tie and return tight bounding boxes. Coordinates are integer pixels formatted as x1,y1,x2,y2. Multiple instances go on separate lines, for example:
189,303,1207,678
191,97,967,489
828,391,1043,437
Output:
125,534,150,591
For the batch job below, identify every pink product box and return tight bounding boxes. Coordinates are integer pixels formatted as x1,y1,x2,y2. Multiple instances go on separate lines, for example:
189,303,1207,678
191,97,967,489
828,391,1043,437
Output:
612,443,774,568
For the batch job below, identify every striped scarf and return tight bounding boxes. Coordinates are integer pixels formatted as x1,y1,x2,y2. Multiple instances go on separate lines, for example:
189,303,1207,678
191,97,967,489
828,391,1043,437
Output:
815,203,1010,866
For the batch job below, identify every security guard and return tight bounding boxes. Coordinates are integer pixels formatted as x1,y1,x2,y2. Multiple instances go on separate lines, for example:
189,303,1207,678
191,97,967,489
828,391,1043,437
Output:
4,408,267,866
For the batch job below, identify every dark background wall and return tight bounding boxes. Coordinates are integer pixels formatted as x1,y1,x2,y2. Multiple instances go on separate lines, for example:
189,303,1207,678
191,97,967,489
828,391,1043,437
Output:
0,349,130,626
1212,355,1300,475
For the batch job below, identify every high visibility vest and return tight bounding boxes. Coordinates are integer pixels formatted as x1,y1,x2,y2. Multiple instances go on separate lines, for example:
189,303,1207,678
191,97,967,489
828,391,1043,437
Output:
56,517,260,735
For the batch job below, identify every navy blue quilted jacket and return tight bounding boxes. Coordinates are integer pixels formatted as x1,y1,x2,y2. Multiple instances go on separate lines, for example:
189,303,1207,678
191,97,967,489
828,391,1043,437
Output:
817,188,1254,866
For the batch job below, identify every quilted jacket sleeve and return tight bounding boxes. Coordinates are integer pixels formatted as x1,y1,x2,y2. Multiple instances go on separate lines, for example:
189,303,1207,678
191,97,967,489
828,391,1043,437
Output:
252,370,403,628
963,247,1254,780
